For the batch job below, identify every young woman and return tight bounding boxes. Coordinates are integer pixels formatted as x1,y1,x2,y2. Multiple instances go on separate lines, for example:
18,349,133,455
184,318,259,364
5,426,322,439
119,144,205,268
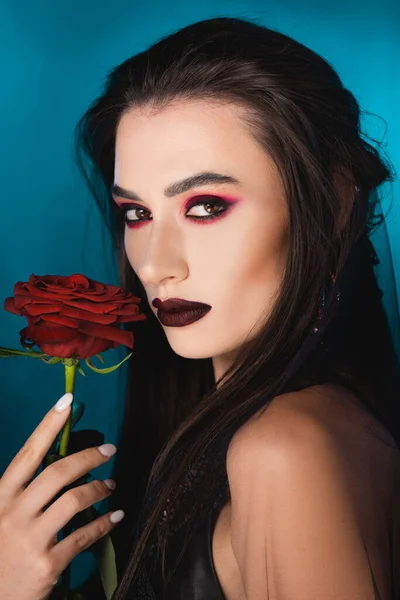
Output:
72,16,400,600
1,18,398,600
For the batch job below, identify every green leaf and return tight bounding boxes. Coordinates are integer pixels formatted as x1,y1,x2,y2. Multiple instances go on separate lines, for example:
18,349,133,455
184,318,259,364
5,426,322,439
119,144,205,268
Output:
77,365,86,376
85,352,132,374
91,530,118,599
0,347,46,359
67,507,118,599
95,353,105,364
41,356,62,365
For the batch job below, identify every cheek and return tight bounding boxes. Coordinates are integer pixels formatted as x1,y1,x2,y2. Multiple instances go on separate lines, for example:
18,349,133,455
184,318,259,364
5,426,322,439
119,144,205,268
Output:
233,219,287,276
228,226,288,307
254,231,287,284
124,231,141,271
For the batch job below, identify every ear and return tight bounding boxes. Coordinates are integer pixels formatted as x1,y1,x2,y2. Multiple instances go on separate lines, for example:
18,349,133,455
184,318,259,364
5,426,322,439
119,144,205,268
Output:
332,166,357,235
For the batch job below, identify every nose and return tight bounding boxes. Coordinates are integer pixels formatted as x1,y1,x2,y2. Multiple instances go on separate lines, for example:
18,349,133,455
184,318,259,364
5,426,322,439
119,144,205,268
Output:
136,220,188,287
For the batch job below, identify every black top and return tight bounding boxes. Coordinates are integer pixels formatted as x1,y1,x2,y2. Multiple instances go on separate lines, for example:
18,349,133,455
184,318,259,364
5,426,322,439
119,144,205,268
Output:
161,505,226,599
112,494,230,600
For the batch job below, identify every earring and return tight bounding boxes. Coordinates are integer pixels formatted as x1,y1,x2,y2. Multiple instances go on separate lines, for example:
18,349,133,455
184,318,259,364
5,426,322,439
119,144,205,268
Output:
313,271,341,333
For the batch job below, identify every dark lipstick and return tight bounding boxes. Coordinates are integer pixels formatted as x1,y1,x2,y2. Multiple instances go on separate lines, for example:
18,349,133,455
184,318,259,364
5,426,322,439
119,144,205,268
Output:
152,297,212,327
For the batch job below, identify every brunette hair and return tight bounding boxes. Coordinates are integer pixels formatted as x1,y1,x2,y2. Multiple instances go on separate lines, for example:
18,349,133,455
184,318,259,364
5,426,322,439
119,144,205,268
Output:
74,16,400,597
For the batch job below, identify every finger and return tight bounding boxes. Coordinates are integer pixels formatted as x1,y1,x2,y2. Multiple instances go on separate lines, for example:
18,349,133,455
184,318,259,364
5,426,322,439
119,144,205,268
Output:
15,445,116,520
0,394,73,503
49,510,124,575
38,479,114,542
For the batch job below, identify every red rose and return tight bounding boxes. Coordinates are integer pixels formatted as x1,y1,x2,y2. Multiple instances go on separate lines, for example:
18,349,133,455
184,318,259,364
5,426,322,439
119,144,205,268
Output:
4,273,147,359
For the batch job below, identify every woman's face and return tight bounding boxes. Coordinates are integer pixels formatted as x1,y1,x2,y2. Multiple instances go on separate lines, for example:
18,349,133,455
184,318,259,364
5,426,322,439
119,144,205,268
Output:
113,100,289,382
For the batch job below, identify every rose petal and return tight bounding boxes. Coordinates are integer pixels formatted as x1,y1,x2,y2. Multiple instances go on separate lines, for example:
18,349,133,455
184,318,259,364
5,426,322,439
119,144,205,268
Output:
60,299,132,313
24,304,61,315
41,314,80,328
4,297,21,315
63,274,91,288
20,324,78,344
108,303,144,317
39,335,118,358
78,321,134,348
53,305,119,324
119,313,148,323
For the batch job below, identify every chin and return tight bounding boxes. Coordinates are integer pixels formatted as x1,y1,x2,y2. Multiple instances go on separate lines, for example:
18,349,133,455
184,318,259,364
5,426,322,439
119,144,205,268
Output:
168,343,214,361
161,332,211,359
165,331,237,362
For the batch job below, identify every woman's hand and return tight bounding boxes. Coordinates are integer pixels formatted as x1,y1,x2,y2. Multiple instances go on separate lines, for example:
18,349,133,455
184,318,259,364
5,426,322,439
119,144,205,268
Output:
0,393,123,600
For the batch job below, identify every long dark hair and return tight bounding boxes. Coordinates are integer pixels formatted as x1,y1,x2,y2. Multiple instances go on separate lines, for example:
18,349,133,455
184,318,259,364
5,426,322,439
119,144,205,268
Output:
73,16,400,598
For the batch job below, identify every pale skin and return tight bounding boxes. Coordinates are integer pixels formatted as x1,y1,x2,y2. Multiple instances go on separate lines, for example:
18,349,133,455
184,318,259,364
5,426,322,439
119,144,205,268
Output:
113,99,289,384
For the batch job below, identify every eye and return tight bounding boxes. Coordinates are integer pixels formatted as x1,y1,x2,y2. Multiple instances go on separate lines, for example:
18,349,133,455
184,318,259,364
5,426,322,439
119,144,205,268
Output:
121,206,149,224
186,197,228,220
119,196,230,226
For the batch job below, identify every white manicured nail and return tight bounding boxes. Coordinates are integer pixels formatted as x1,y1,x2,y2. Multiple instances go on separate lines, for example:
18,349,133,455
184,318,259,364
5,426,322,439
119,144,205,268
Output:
110,510,125,524
54,393,73,412
104,479,116,490
98,443,117,457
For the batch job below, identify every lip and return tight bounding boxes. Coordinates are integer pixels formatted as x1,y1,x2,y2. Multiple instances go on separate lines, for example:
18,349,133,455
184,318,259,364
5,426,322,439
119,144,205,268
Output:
152,297,212,327
152,297,211,312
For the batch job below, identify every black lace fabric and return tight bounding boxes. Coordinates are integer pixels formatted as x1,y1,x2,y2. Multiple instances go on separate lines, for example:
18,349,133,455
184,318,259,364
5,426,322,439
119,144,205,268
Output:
130,565,157,600
127,439,231,598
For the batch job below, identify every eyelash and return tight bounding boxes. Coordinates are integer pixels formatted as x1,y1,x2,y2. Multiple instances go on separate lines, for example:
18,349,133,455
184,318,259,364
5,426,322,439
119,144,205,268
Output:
119,196,231,227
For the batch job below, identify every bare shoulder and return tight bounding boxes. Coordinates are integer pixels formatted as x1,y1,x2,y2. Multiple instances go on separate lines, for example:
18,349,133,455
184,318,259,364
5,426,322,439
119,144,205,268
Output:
225,384,400,600
228,383,397,458
226,384,343,474
227,383,399,512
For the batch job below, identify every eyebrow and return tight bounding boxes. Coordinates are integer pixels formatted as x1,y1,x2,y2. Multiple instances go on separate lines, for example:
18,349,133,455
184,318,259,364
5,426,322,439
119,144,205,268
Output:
111,171,240,202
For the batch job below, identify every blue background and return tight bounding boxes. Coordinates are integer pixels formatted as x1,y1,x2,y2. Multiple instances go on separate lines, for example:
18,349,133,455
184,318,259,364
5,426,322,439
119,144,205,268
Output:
0,0,399,589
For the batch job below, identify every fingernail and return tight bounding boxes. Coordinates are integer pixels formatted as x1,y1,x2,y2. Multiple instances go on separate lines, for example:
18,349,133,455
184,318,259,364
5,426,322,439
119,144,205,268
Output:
104,479,116,490
98,443,117,457
54,393,73,412
110,510,125,524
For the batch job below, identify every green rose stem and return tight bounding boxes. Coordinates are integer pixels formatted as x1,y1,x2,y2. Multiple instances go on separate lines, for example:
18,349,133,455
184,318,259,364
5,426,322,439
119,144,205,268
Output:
59,358,78,600
59,359,78,458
